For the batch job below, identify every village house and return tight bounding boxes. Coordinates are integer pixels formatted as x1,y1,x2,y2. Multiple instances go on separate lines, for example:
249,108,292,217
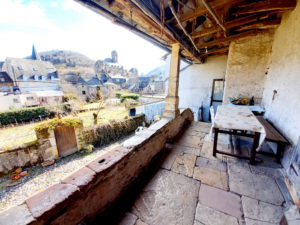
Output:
2,0,300,225
0,45,60,93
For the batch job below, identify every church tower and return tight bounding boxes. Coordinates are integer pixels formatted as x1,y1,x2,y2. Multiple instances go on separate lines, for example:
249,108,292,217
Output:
111,50,118,63
32,44,41,61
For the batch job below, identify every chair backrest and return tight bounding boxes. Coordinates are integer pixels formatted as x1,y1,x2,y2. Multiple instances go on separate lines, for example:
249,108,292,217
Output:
210,106,215,124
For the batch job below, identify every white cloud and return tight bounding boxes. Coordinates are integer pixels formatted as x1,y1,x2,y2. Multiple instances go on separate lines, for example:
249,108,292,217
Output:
0,0,56,31
0,0,167,74
51,2,58,7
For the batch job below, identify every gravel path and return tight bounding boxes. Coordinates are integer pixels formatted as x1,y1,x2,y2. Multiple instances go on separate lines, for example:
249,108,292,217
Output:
0,135,132,212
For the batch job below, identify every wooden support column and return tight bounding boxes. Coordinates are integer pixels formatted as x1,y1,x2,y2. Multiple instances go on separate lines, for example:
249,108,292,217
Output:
163,43,181,119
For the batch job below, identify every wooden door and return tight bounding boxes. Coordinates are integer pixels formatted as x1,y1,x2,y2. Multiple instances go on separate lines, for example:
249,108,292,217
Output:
54,126,78,157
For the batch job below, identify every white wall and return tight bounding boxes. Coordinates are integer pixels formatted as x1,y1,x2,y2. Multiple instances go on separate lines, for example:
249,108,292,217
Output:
223,31,274,104
261,1,300,171
178,56,228,121
0,95,22,111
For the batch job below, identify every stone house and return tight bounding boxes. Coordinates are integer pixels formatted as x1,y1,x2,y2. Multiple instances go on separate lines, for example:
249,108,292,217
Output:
0,71,13,93
0,45,60,93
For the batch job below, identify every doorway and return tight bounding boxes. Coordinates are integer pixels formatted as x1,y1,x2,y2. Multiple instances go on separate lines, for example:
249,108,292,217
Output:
210,79,225,121
54,126,78,157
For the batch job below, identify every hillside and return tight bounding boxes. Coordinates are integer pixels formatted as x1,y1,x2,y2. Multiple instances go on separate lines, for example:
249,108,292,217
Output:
39,50,96,79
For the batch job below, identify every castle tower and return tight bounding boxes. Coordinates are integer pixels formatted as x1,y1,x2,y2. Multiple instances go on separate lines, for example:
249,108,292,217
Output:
32,44,41,60
111,50,118,63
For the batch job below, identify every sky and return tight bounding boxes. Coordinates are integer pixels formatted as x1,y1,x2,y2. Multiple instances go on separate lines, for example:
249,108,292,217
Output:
0,0,167,74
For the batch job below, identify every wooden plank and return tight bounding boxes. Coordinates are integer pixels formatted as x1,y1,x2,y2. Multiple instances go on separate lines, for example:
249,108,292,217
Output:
256,116,288,143
192,12,275,39
235,19,281,31
197,29,258,49
232,0,296,16
175,0,243,23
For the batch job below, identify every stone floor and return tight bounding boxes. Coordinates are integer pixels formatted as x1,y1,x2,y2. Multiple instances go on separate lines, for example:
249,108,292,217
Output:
110,121,290,225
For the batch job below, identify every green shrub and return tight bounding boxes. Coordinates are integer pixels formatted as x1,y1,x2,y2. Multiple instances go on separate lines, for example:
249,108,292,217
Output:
64,93,78,102
35,117,83,138
115,92,122,98
120,93,139,103
0,107,55,125
79,115,145,147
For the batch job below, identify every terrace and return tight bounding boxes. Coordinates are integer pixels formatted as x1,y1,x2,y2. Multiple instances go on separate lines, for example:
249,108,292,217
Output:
1,0,300,224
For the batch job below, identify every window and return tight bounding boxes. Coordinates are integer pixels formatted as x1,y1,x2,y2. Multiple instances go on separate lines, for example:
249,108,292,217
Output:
17,66,23,70
13,98,19,103
82,90,86,95
26,97,34,101
0,77,5,82
33,68,38,71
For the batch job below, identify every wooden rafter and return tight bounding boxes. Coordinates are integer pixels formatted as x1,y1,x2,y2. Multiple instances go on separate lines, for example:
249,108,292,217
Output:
192,12,277,39
232,0,296,16
197,30,258,49
176,0,243,23
235,19,281,32
202,0,226,33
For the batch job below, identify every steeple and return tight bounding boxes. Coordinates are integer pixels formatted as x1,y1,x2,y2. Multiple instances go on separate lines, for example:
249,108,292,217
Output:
32,44,41,60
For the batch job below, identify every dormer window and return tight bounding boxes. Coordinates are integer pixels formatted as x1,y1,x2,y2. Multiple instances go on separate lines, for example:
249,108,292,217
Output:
17,66,23,70
0,77,5,82
33,68,38,71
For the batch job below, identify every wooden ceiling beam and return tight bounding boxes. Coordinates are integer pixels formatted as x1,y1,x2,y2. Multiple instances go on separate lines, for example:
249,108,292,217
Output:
235,19,281,31
175,0,243,23
192,12,275,39
197,29,258,49
203,47,229,55
232,0,296,16
202,0,227,33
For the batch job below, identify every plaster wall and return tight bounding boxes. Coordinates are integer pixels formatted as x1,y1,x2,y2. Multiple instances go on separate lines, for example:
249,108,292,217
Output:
262,1,300,167
223,31,274,104
178,56,227,121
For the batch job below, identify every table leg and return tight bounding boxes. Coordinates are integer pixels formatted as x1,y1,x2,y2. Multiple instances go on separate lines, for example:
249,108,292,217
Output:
250,132,260,165
213,128,219,157
276,142,285,163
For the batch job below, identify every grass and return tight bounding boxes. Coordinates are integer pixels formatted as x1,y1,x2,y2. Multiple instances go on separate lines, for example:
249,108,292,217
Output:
0,106,128,152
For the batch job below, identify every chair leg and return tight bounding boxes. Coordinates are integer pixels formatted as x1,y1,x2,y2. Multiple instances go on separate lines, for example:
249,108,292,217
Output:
250,132,260,165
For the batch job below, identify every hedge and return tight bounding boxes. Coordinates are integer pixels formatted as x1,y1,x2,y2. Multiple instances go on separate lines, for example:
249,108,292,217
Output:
64,93,78,102
120,93,139,103
0,107,55,126
35,117,83,138
79,115,145,147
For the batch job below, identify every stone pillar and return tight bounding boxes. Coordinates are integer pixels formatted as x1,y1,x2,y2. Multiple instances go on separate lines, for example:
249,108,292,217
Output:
163,43,181,119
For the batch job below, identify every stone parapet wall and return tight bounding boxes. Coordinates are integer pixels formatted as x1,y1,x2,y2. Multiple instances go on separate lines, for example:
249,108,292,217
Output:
0,109,193,225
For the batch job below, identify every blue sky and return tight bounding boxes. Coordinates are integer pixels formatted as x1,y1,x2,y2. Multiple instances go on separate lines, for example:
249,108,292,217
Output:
0,0,167,74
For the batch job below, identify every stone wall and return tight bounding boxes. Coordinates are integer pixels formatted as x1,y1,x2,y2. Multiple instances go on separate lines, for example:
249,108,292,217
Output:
179,55,228,121
0,109,194,225
0,140,51,174
223,31,275,104
261,0,300,193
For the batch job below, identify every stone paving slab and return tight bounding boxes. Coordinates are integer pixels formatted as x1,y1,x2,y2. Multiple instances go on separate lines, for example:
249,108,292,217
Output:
195,203,239,225
199,140,227,160
189,122,211,133
193,166,229,190
242,196,283,224
193,220,204,225
166,143,201,156
135,219,149,225
131,170,200,225
171,154,197,177
228,162,284,205
160,148,181,170
174,135,203,149
199,184,243,219
0,204,35,225
184,129,207,138
196,156,227,172
244,218,275,225
119,212,138,225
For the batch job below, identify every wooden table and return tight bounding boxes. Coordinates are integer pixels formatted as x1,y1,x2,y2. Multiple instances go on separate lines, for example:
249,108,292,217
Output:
212,105,266,164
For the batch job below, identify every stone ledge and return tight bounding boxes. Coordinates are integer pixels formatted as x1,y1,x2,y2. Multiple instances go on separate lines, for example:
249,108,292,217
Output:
25,183,80,220
0,204,35,225
0,109,194,225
